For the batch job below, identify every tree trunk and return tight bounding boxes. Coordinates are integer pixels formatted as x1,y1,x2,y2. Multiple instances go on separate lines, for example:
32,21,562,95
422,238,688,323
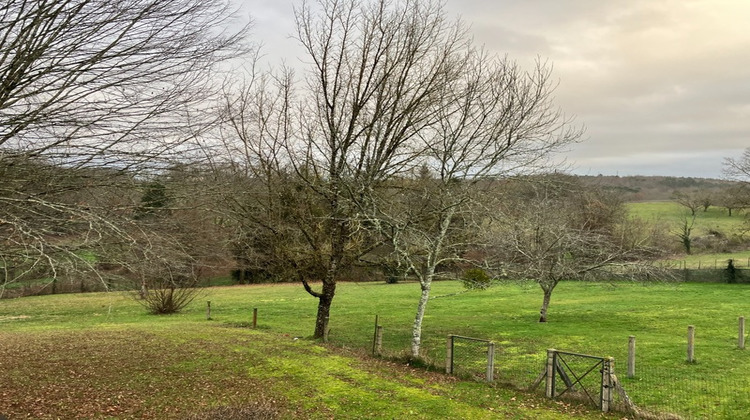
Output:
411,282,431,357
539,287,553,323
313,279,336,339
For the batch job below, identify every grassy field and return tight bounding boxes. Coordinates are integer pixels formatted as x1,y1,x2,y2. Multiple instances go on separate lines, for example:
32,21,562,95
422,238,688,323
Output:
627,201,750,266
0,286,611,420
626,200,747,238
3,280,750,419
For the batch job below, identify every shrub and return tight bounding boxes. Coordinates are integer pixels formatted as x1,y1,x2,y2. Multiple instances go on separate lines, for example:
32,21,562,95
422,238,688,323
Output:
725,259,739,284
139,285,200,314
461,268,491,290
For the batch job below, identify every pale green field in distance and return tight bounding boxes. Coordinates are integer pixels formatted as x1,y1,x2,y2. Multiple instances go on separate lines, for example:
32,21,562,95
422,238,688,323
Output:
626,201,745,235
627,201,750,266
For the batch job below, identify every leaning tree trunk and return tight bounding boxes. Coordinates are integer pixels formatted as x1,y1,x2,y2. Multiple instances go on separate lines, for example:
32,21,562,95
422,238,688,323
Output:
313,278,337,339
411,281,432,357
539,283,556,323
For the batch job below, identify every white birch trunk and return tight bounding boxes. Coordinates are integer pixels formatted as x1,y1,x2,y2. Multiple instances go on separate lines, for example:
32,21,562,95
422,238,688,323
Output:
411,281,432,357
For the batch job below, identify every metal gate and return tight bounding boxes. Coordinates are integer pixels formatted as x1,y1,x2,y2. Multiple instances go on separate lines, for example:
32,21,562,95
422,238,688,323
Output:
545,350,613,411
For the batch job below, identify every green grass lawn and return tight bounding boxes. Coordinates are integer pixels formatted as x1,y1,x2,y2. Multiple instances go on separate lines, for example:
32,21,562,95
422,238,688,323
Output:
3,280,750,418
0,285,608,420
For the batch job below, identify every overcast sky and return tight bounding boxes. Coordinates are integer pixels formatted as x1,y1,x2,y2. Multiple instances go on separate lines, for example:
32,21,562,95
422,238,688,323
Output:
242,0,750,179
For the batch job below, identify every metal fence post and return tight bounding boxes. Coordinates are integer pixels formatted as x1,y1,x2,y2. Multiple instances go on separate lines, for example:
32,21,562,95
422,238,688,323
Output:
545,349,556,398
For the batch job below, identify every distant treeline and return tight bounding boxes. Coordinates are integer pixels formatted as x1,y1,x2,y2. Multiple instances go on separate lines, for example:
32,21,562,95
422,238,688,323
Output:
578,175,737,202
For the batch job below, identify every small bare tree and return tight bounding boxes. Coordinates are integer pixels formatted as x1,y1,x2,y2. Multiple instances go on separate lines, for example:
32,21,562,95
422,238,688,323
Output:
672,190,701,216
487,175,660,323
674,215,696,255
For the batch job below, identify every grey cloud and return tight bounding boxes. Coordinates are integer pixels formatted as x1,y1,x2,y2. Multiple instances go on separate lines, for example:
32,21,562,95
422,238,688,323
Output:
243,0,750,178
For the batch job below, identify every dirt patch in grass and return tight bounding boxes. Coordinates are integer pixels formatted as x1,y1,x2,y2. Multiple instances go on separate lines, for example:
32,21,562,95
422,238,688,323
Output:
0,315,30,322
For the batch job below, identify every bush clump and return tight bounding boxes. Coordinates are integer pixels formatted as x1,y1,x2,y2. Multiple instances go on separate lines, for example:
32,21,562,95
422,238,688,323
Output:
461,268,491,290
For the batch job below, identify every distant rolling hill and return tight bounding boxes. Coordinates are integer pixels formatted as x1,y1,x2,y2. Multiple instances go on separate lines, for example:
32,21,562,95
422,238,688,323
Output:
577,174,738,202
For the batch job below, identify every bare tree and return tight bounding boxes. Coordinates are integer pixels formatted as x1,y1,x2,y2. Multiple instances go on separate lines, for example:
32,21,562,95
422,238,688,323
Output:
1,0,249,156
674,214,696,255
698,191,714,212
283,0,478,338
487,175,659,323
0,0,250,293
671,190,701,216
723,148,750,183
211,68,339,287
363,50,580,354
216,0,580,343
715,185,750,217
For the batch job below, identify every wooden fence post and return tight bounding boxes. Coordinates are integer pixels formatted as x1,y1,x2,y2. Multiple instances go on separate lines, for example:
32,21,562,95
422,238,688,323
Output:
372,315,379,355
627,335,636,378
740,317,746,350
486,342,495,382
206,301,211,320
252,308,258,328
445,335,453,374
687,325,695,363
545,349,556,399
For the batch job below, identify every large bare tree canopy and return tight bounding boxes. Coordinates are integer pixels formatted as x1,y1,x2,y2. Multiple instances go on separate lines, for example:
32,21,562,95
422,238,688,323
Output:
0,0,249,166
0,0,249,296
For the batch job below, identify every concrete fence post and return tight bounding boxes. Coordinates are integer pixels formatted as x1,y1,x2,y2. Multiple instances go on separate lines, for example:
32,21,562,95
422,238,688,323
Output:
445,335,453,374
740,317,746,350
627,335,636,378
601,358,614,412
375,326,383,356
687,325,695,363
486,342,495,382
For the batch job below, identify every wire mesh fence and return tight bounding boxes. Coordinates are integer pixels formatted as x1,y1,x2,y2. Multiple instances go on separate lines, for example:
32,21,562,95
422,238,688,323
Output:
447,335,494,382
371,317,749,419
616,359,750,419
